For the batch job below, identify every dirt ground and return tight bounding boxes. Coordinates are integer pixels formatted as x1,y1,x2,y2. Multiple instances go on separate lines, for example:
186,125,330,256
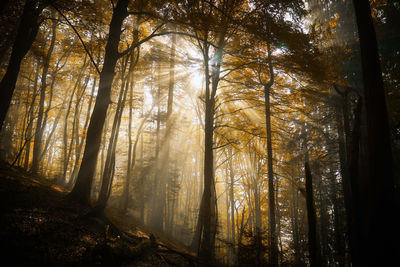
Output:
0,163,197,266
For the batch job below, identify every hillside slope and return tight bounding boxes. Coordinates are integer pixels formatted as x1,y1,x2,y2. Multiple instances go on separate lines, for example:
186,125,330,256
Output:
0,163,197,266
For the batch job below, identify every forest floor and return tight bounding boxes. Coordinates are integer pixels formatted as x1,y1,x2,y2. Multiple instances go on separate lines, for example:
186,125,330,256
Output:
0,163,198,266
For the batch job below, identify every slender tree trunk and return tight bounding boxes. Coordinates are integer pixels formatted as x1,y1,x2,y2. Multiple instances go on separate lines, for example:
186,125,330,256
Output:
164,30,176,233
96,53,131,211
31,16,57,173
150,57,164,231
38,66,57,163
39,103,62,164
290,168,301,266
254,183,263,266
276,177,283,265
69,0,129,205
225,168,231,266
121,16,141,214
334,96,359,266
319,188,329,266
346,96,363,265
66,76,89,183
262,41,278,266
228,148,236,263
96,73,129,211
304,161,322,267
0,0,45,130
24,59,40,170
198,31,225,262
16,69,34,166
121,110,147,212
139,117,145,224
62,59,87,182
122,71,134,214
70,76,97,184
329,167,345,267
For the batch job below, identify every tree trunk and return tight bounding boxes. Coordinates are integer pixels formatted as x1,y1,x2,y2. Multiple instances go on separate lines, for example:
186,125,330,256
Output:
329,167,345,267
70,76,97,184
121,16,141,215
197,30,225,262
304,161,322,267
95,55,130,212
0,0,45,131
228,148,236,263
23,59,40,170
164,30,176,233
290,167,302,266
353,0,399,265
62,58,88,183
68,0,129,205
150,57,164,231
31,15,57,173
262,41,278,266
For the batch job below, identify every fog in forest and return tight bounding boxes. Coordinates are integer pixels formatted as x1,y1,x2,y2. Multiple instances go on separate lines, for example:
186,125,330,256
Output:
0,0,399,266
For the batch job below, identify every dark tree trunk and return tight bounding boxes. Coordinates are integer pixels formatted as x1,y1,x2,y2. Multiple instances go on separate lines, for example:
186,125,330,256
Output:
31,17,57,173
164,30,176,233
334,93,360,267
353,0,400,265
95,55,130,212
344,96,363,265
304,161,322,267
329,167,345,267
38,70,63,164
290,168,302,266
0,0,44,131
228,148,236,262
262,41,278,266
68,0,129,205
121,16,141,215
197,30,225,262
62,61,87,183
151,58,164,231
24,59,40,170
199,50,215,262
70,77,97,184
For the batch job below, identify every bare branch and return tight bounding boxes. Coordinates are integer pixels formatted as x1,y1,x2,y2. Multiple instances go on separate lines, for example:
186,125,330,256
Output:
52,4,101,74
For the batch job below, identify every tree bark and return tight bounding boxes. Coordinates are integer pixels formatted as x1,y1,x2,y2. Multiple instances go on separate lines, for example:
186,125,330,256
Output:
150,56,164,231
62,60,87,183
95,54,130,211
304,161,322,267
68,0,129,205
290,167,302,266
228,148,236,263
197,30,225,262
121,16,142,215
23,59,40,170
262,41,278,266
0,0,45,131
31,17,57,173
70,76,97,184
353,0,399,265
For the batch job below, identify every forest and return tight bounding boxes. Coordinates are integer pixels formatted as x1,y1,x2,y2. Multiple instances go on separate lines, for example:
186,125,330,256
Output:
0,0,399,266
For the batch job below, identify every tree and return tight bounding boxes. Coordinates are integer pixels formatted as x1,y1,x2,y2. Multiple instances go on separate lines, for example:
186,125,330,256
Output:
68,0,130,204
31,10,57,173
352,0,399,265
0,0,50,131
304,160,322,267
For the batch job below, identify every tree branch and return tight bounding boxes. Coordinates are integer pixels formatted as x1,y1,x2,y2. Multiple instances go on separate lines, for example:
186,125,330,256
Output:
52,4,101,74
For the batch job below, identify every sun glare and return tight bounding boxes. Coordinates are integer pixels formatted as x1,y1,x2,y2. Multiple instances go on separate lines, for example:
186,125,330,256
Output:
190,70,204,90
